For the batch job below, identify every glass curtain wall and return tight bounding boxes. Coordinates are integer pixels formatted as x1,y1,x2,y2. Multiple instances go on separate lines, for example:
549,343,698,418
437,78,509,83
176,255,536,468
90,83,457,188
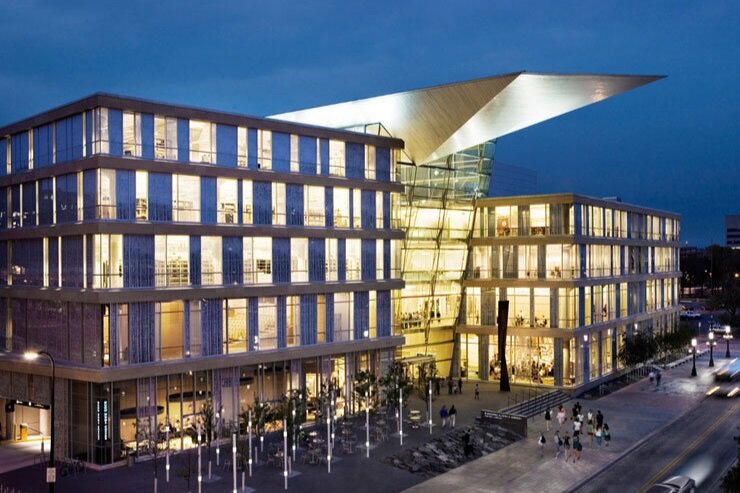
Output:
394,140,494,375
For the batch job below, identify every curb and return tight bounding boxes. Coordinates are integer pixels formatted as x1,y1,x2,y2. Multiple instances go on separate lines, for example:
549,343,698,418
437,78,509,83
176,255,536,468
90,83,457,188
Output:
564,395,708,493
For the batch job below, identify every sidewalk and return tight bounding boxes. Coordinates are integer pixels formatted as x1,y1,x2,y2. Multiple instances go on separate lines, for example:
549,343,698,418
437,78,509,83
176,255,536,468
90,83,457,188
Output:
402,351,722,493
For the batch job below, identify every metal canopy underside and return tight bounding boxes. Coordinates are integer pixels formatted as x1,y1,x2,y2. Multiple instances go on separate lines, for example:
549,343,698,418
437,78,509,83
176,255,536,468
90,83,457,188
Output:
269,72,663,164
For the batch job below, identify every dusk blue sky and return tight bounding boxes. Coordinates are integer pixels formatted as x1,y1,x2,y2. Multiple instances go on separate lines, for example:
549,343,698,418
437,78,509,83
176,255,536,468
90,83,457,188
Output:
0,1,737,246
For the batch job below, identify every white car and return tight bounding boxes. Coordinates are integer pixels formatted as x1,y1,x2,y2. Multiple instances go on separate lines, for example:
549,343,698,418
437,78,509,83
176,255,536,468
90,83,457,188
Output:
646,476,696,493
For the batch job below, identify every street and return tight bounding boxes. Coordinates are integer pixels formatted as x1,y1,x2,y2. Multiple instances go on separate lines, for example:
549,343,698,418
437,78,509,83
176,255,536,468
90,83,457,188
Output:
573,397,739,493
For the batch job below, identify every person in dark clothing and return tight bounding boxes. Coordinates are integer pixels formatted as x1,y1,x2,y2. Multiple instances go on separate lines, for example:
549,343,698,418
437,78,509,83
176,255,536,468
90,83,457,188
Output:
449,405,457,428
458,378,463,394
447,378,453,395
656,372,662,386
462,429,473,457
596,410,604,428
435,378,441,396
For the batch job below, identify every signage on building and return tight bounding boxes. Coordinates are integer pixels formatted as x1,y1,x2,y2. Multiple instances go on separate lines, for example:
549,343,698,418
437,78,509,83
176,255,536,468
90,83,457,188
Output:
480,409,528,437
96,398,109,442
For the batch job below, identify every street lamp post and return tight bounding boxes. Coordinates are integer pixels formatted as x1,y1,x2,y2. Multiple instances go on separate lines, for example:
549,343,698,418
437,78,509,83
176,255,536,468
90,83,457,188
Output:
690,338,697,377
724,326,733,358
24,351,56,493
708,331,716,368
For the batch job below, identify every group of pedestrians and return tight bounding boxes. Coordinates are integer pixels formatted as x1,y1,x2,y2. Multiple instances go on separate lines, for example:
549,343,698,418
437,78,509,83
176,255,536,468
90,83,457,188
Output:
439,404,458,428
540,402,611,462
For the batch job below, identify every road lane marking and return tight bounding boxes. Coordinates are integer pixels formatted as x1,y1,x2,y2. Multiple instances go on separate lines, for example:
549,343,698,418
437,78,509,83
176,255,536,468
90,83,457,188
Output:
637,401,739,493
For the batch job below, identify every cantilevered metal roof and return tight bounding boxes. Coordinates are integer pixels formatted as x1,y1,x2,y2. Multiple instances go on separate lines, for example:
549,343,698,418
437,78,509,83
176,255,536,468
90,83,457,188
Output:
270,71,663,164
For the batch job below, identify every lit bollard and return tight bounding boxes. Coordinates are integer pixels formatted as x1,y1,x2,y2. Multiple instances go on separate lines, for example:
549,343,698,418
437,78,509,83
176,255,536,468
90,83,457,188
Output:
248,410,253,476
283,418,288,490
197,424,202,493
232,433,237,493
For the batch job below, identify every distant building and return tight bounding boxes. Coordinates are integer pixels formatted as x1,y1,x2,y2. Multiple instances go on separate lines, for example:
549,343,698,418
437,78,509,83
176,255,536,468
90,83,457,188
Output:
726,215,740,248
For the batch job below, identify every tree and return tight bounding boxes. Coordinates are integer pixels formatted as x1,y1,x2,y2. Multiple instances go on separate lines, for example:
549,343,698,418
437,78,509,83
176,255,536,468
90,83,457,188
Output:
415,362,437,422
136,417,163,493
353,369,377,412
709,283,740,326
378,362,413,412
200,399,216,479
242,397,276,452
176,446,196,493
276,389,307,452
617,332,657,367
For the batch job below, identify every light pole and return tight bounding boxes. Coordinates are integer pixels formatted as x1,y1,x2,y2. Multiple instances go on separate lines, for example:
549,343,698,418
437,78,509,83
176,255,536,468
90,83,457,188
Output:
690,338,697,377
24,351,56,493
708,331,716,367
724,326,733,358
428,380,433,435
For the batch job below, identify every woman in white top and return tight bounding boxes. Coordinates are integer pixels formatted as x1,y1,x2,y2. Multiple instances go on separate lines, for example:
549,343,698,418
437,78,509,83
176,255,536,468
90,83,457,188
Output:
556,407,566,429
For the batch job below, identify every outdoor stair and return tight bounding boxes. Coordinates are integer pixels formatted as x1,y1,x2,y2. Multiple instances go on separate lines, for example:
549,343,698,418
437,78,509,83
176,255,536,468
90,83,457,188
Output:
499,390,570,419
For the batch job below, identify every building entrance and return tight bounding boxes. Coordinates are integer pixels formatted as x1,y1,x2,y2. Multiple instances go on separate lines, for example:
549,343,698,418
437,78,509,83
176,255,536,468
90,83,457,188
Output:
1,398,51,443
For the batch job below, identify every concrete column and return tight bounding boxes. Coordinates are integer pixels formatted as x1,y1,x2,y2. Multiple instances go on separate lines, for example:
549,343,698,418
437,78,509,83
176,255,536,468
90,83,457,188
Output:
611,329,618,372
553,338,563,387
581,335,590,385
478,335,490,381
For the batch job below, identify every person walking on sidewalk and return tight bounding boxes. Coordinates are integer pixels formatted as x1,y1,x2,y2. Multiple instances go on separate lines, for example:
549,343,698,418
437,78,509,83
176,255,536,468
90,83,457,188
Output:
435,378,441,396
596,410,604,429
587,409,593,423
572,434,582,462
538,433,546,458
447,378,453,395
649,369,655,384
556,406,566,429
595,425,603,446
458,377,463,394
449,405,457,428
474,383,480,400
544,408,552,431
587,419,595,446
553,431,562,460
573,415,582,437
562,432,571,462
603,423,611,447
656,371,662,386
440,405,448,428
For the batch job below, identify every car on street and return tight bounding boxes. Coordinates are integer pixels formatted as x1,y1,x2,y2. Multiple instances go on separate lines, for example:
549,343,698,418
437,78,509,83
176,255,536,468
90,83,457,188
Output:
646,475,696,493
680,310,701,319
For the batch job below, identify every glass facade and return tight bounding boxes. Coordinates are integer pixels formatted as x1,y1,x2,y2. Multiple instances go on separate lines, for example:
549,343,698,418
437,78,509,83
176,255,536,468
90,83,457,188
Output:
0,99,403,465
460,195,681,388
394,142,494,375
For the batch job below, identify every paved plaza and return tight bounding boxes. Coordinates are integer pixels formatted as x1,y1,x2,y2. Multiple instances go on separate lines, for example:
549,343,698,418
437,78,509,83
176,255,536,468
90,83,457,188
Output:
0,344,730,493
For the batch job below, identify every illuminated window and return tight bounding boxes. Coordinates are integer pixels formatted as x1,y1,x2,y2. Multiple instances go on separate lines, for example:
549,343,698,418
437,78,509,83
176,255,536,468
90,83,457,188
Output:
237,127,248,166
122,112,141,157
352,189,361,228
156,301,184,360
329,140,344,176
154,235,189,287
376,191,383,228
92,108,109,155
333,188,350,227
272,182,285,225
257,297,277,350
325,238,338,281
244,237,272,284
304,186,324,226
93,234,123,288
376,239,384,280
257,129,271,169
154,116,178,160
97,169,116,219
135,171,148,220
346,239,361,280
286,296,300,347
173,174,200,222
365,145,376,180
224,299,247,354
217,178,238,224
201,236,223,285
530,204,548,235
291,238,308,282
290,134,299,172
242,180,253,224
190,120,216,163
495,206,518,237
